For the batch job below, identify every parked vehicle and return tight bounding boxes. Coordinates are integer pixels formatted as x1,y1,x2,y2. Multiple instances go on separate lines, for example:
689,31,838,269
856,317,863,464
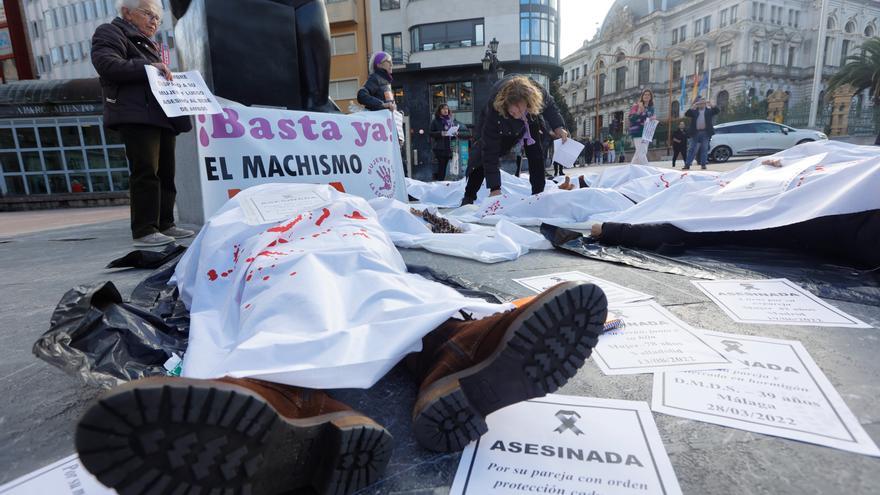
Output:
709,120,828,162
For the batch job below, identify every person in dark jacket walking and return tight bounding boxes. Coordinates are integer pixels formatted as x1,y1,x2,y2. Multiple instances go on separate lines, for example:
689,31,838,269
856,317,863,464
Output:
429,104,458,181
460,75,568,205
671,121,688,168
684,96,720,170
357,51,396,112
593,138,604,164
91,0,193,247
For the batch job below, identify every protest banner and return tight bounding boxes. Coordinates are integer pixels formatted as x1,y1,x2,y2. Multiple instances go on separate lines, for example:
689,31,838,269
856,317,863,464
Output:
145,66,222,117
195,101,407,220
0,454,113,495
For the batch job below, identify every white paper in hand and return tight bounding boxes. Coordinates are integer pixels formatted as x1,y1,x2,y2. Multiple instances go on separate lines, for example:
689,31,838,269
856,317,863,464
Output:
641,119,659,143
551,138,585,169
145,65,223,117
445,125,460,137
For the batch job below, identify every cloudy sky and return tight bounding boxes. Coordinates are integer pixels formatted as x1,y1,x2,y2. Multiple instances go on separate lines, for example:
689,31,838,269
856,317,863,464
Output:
560,0,617,58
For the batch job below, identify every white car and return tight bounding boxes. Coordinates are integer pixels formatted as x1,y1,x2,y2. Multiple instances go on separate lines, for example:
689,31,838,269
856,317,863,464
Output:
709,120,828,162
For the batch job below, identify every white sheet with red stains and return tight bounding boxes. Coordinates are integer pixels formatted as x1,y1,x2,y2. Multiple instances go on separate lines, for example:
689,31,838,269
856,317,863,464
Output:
173,183,512,389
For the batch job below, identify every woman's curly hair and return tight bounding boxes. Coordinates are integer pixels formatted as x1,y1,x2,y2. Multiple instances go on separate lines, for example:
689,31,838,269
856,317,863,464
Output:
493,76,544,118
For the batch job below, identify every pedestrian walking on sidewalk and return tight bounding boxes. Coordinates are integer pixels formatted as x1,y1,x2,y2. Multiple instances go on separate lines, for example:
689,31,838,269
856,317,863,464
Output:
429,103,457,181
684,96,720,170
91,0,194,247
672,121,688,168
628,89,656,165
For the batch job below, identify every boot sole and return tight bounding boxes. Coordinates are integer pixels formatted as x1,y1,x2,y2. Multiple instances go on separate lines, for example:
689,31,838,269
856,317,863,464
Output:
412,281,607,452
75,378,393,495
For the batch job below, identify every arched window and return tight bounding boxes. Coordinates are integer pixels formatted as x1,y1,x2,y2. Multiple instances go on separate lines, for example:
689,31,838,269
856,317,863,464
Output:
866,25,875,37
845,21,855,33
598,73,606,97
671,100,680,118
716,90,730,110
638,43,651,86
615,51,626,63
615,66,627,93
827,17,835,30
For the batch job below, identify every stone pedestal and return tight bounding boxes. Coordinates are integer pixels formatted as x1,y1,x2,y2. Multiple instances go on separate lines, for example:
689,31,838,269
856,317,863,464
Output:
767,89,789,124
829,84,855,137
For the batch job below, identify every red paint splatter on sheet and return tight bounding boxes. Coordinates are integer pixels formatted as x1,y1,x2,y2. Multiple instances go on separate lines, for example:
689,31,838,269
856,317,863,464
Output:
344,211,367,220
315,208,331,226
244,303,252,309
246,272,254,282
221,271,230,278
266,240,278,248
246,257,255,263
207,269,219,281
267,214,304,233
256,250,286,258
659,175,670,188
262,276,270,281
233,244,241,264
278,238,289,244
484,201,503,215
290,271,297,277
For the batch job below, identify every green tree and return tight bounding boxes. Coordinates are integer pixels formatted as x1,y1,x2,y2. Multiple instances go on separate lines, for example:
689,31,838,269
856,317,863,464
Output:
826,37,880,141
550,79,576,136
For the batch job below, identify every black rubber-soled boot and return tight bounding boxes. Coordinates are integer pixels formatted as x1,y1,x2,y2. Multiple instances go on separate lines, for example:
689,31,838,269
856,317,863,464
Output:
75,378,393,495
412,282,607,452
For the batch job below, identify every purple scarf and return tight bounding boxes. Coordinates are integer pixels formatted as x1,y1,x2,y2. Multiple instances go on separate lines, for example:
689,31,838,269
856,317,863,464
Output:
520,114,535,147
441,115,452,130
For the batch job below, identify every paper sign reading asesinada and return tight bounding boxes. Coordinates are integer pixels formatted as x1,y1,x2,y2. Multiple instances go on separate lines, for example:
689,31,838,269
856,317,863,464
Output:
451,395,682,495
0,453,115,494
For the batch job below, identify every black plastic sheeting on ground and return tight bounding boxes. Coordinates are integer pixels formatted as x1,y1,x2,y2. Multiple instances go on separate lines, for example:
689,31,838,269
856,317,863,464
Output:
33,251,509,389
541,223,880,306
106,243,187,269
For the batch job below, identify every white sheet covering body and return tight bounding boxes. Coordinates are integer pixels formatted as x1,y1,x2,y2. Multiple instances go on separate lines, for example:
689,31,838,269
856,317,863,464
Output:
405,170,557,208
607,140,880,232
173,184,511,389
369,198,552,263
448,187,635,227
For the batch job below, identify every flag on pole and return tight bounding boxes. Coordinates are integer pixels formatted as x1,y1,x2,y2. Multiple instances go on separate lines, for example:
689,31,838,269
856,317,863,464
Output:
707,66,712,100
679,76,687,110
690,73,700,103
697,71,709,97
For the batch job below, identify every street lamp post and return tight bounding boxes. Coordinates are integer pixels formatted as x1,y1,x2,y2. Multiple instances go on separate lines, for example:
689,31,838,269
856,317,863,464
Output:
482,37,505,81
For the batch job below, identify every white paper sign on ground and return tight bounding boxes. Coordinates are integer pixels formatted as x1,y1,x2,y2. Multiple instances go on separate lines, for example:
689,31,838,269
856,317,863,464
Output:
451,395,682,495
594,302,739,375
514,271,653,306
0,454,115,495
692,279,871,328
652,332,880,457
145,66,222,117
240,186,332,224
552,138,585,168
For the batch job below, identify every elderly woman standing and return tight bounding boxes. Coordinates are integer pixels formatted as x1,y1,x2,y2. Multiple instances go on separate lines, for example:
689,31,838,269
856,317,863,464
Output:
357,51,397,112
461,75,567,205
91,0,193,247
628,88,656,165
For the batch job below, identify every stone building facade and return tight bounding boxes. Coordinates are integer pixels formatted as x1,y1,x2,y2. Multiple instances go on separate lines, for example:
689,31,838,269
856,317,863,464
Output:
561,0,880,139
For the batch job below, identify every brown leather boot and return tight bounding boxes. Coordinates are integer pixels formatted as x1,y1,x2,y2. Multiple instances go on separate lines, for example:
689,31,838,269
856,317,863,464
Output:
75,376,392,495
409,281,607,452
